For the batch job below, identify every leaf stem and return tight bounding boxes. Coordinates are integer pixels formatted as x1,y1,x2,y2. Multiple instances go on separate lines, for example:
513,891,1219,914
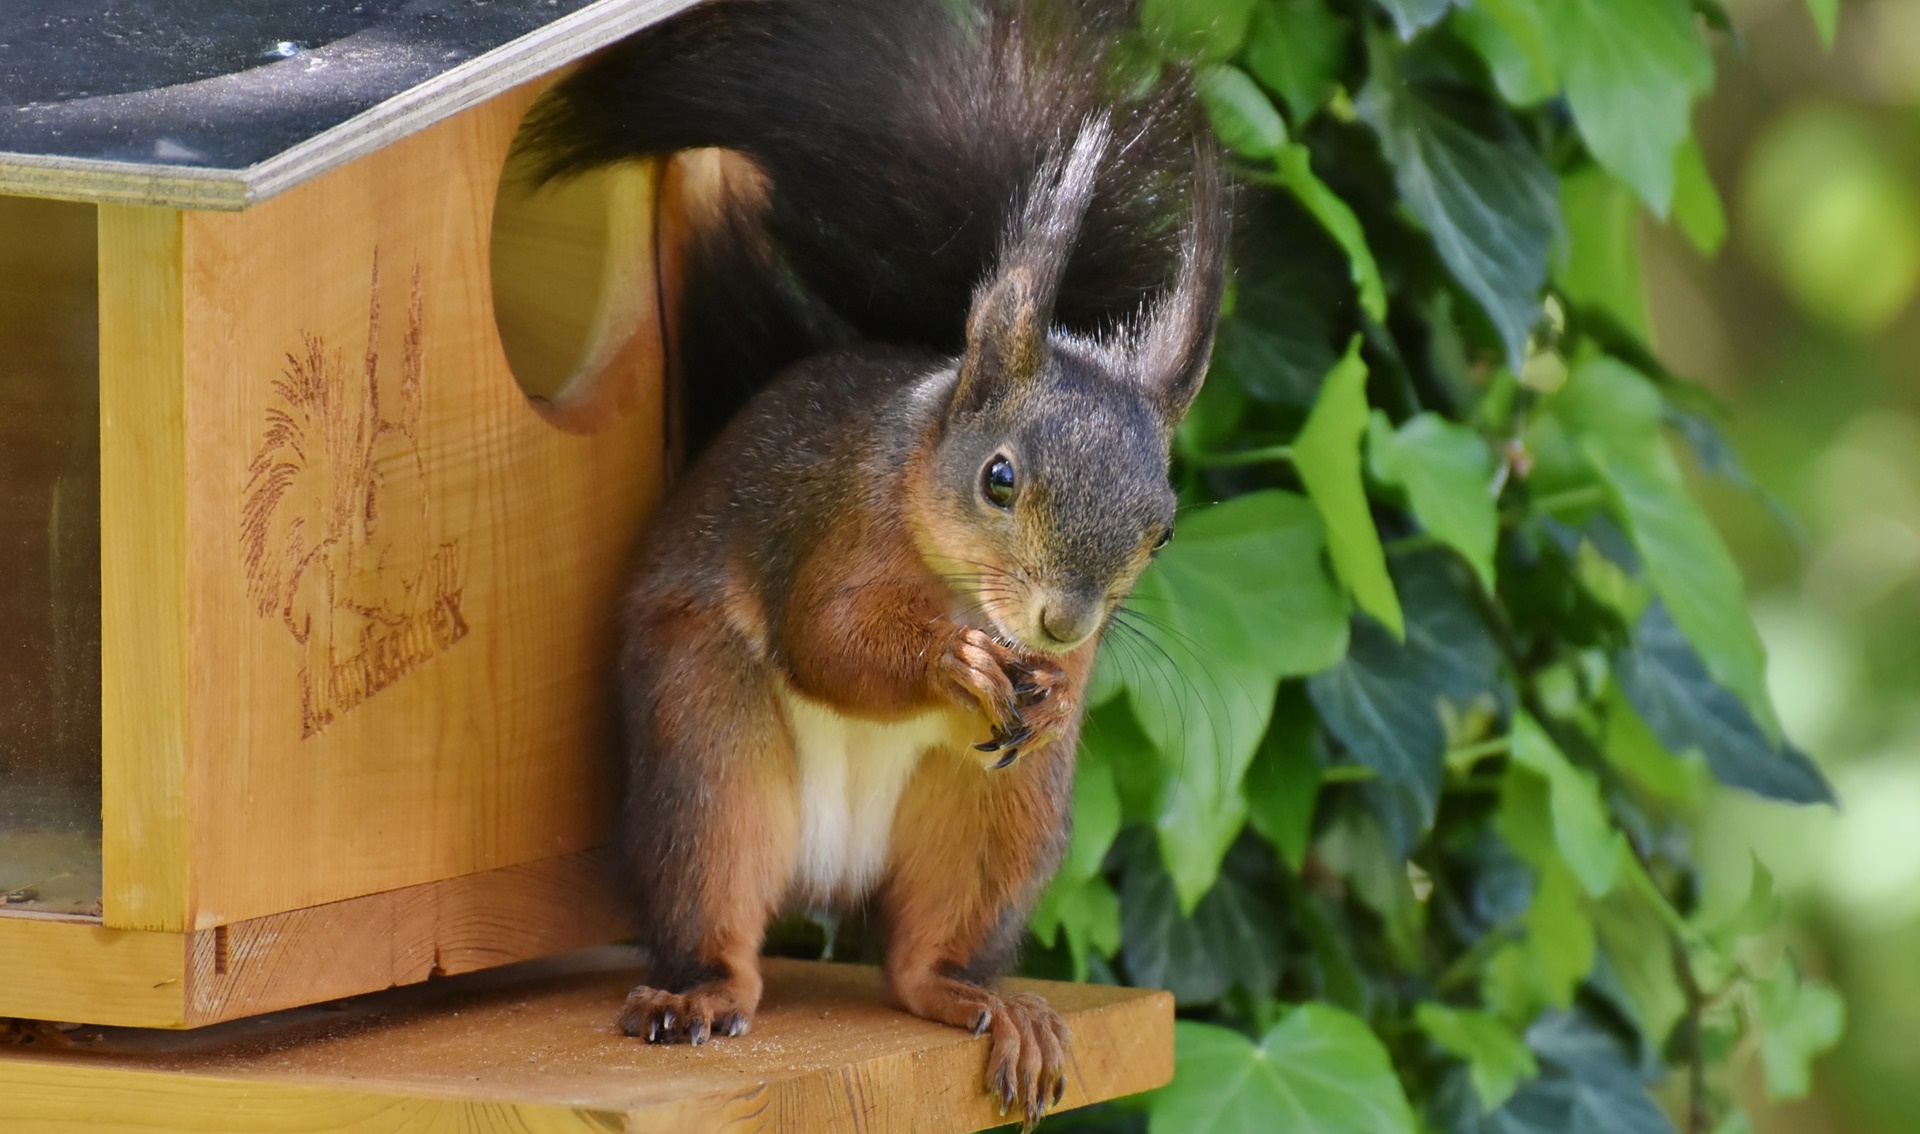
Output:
1446,737,1511,764
1189,443,1295,468
1384,533,1444,556
1531,485,1607,515
1319,763,1379,783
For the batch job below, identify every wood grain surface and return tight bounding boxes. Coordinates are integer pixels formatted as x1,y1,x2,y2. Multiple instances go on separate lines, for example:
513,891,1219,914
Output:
0,948,1174,1133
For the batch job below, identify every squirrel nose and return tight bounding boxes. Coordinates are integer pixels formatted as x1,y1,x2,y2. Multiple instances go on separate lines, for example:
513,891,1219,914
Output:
1039,600,1099,648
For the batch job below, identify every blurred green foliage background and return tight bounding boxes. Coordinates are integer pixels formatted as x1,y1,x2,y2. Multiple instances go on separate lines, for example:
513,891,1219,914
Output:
1662,1,1920,1130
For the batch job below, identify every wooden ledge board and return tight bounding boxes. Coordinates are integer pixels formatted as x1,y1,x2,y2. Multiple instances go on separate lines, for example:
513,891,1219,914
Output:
0,948,1174,1133
0,0,700,211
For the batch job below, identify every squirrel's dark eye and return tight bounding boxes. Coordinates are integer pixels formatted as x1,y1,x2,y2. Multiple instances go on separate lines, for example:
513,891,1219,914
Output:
981,455,1017,509
1153,526,1174,551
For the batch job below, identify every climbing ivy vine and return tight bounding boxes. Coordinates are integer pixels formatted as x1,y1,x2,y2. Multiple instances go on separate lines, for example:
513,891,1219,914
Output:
1021,1,1847,1130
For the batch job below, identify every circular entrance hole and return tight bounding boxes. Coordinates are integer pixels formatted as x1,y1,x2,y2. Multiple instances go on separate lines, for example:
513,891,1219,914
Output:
490,90,658,433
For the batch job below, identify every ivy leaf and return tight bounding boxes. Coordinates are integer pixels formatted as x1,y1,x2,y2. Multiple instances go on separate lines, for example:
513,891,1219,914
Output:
1368,410,1499,591
1510,712,1625,898
1116,491,1349,906
1374,0,1461,40
1592,888,1688,1052
1480,1011,1677,1134
1614,603,1834,805
1296,336,1403,636
1538,0,1713,217
1244,0,1348,123
1198,63,1289,158
1552,357,1777,737
1358,34,1559,372
1142,0,1259,61
1310,563,1501,841
1416,1003,1540,1113
1244,685,1322,871
1150,1010,1420,1134
1756,955,1845,1100
1121,837,1284,1005
1453,0,1557,106
1671,138,1728,255
1276,145,1389,322
1217,264,1339,407
1556,168,1651,342
1029,874,1121,982
1058,738,1122,887
1488,797,1598,1020
1805,0,1839,48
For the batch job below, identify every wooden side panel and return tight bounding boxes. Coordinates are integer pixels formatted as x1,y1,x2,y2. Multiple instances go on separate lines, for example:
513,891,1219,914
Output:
98,205,192,933
176,81,663,928
0,916,185,1027
183,852,625,1025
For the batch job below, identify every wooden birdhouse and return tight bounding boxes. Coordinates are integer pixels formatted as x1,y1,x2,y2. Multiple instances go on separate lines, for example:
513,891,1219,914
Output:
0,0,695,1029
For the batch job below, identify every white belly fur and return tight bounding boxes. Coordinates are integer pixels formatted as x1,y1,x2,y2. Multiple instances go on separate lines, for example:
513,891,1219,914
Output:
775,682,961,905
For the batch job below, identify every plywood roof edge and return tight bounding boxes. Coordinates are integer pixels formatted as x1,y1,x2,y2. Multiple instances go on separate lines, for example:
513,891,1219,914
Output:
0,152,249,210
240,0,703,208
0,0,702,212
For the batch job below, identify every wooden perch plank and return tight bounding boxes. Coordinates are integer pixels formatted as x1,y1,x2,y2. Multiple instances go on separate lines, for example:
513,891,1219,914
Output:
0,948,1173,1133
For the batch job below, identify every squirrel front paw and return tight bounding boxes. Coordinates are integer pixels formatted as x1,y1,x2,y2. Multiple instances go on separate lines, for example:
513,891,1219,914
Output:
938,628,1073,768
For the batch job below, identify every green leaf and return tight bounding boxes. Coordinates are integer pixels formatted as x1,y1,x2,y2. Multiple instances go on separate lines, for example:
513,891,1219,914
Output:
1059,739,1122,886
1142,0,1260,61
1244,685,1322,871
1121,838,1284,1005
1452,0,1557,106
1367,411,1499,591
1600,681,1706,806
1029,874,1121,981
1216,263,1339,407
1276,145,1389,323
1555,168,1651,341
1539,0,1713,216
1757,956,1845,1100
1244,0,1347,123
1487,804,1597,1019
1510,713,1625,898
1416,1003,1540,1113
1150,1010,1420,1134
1114,491,1349,905
1614,604,1834,805
1375,0,1460,40
1295,336,1403,636
1552,357,1777,736
1711,855,1781,944
1358,35,1558,371
1805,0,1839,48
1592,891,1688,1050
1310,563,1502,840
1671,137,1728,255
1481,1011,1678,1134
1198,64,1289,158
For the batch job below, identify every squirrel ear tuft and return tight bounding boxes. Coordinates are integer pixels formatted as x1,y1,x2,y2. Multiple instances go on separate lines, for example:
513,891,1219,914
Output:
1135,146,1231,422
952,116,1110,414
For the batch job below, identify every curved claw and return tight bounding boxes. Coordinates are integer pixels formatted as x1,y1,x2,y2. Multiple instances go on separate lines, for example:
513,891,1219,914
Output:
990,748,1021,769
975,723,1034,753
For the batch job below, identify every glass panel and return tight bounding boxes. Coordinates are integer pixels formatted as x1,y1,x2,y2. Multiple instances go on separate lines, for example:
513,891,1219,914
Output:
0,195,102,918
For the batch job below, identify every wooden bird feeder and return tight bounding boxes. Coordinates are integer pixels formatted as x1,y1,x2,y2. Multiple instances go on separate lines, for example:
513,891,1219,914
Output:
0,3,1171,1127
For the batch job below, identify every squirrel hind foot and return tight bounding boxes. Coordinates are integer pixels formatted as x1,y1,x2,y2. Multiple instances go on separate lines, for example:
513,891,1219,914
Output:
618,983,753,1045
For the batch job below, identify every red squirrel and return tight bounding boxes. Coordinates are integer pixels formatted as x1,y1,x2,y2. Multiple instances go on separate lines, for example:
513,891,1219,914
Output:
528,0,1227,1122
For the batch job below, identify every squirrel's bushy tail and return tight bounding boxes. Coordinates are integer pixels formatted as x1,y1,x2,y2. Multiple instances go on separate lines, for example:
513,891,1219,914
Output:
523,0,1218,451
